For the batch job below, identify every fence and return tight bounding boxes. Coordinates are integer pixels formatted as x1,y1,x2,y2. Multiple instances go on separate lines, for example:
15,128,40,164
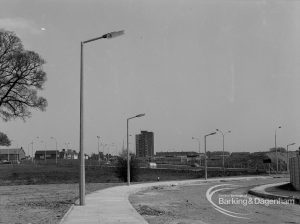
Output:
289,155,300,190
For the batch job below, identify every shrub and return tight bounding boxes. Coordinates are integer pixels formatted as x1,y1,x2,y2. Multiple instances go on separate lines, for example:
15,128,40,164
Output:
115,156,139,182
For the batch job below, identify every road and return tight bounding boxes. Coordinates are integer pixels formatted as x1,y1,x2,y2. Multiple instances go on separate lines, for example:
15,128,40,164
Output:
130,177,300,224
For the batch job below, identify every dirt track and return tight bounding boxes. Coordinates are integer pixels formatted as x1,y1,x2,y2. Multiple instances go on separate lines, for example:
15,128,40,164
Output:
130,177,300,224
0,183,121,224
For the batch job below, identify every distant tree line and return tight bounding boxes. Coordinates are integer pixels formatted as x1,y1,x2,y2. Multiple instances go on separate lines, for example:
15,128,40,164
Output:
269,147,286,153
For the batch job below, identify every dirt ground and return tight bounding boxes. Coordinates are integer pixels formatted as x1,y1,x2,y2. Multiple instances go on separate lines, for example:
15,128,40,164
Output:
130,177,300,224
0,183,121,224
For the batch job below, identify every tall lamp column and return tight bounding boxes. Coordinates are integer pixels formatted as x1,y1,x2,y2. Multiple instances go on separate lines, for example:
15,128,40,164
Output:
204,132,216,180
275,126,282,174
286,143,295,174
127,113,145,186
216,129,231,175
192,137,201,166
79,30,124,206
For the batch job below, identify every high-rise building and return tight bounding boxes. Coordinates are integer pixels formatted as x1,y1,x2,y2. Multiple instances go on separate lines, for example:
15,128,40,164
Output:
136,131,154,158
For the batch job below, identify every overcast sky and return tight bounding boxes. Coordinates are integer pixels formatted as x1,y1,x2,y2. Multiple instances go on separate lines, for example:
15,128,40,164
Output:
1,0,300,156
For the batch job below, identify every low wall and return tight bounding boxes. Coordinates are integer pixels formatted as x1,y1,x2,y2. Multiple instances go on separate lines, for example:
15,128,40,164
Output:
290,155,300,190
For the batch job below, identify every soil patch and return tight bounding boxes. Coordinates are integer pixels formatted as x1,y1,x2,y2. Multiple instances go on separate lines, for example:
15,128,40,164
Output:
0,182,122,224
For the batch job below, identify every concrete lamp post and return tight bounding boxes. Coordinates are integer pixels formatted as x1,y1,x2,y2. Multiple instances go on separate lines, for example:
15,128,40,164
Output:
216,129,231,175
79,30,124,206
204,132,216,180
97,136,101,165
30,140,34,162
50,137,58,165
275,126,282,174
127,113,145,186
192,137,201,166
286,142,295,173
39,140,47,162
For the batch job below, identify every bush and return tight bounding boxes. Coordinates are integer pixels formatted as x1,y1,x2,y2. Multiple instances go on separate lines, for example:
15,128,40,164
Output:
115,156,139,182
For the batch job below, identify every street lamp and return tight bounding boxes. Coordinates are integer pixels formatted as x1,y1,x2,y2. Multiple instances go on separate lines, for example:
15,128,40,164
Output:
27,143,31,159
107,144,112,161
127,113,145,186
8,140,13,161
11,139,18,148
123,135,132,150
275,126,282,174
192,137,201,166
97,136,101,165
286,142,295,173
51,137,58,165
39,140,47,162
35,136,41,160
34,136,42,161
111,143,117,156
103,144,108,160
79,30,124,206
65,142,70,150
30,141,34,162
216,129,231,175
204,132,216,180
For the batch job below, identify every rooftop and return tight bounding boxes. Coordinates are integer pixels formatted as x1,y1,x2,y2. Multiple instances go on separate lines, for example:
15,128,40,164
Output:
0,148,24,154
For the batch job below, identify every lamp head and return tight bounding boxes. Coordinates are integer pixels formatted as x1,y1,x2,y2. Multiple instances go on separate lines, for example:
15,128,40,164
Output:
102,30,125,39
135,113,145,118
206,132,216,137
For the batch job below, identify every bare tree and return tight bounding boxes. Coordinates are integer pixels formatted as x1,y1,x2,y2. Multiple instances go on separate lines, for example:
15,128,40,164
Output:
0,131,11,146
0,30,47,121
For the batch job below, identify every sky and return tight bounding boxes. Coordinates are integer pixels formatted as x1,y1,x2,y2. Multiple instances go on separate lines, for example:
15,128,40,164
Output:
1,0,300,156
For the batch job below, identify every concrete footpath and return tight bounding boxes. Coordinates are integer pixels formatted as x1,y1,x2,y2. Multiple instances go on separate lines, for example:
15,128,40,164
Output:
60,176,270,224
249,181,300,204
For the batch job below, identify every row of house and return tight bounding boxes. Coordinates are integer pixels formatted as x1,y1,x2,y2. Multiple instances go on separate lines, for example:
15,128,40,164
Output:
34,149,78,160
0,148,79,162
0,148,26,162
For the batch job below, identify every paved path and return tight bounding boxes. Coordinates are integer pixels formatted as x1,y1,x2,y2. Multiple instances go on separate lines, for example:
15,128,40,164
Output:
248,181,300,204
61,176,271,224
249,181,290,198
